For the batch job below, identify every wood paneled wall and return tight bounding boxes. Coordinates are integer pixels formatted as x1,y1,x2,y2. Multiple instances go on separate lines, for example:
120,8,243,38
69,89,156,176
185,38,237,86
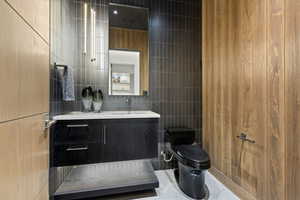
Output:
109,27,149,94
6,0,49,42
267,0,285,199
285,0,300,199
202,0,297,199
0,0,49,199
203,0,268,199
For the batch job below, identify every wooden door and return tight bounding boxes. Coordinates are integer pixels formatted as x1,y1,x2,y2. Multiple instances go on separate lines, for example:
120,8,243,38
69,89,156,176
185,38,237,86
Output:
0,0,49,200
231,0,267,198
202,0,267,199
220,0,268,198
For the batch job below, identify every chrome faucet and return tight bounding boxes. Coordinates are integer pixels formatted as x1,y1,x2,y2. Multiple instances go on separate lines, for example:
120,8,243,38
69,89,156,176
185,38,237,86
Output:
125,97,132,113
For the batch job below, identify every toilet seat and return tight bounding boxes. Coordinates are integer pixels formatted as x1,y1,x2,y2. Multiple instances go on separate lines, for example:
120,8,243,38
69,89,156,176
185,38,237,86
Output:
172,144,210,170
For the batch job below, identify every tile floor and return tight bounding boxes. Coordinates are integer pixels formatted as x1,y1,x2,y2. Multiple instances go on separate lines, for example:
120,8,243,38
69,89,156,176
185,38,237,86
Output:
132,170,240,200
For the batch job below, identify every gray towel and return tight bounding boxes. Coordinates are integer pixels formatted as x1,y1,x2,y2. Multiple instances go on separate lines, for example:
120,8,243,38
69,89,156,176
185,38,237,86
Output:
58,66,75,101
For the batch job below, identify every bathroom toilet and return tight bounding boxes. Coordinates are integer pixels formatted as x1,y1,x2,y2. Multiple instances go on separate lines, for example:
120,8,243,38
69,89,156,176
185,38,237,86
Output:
165,128,211,199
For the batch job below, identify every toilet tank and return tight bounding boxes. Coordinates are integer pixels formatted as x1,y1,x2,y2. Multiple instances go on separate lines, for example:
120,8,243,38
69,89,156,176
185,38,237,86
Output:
165,128,196,146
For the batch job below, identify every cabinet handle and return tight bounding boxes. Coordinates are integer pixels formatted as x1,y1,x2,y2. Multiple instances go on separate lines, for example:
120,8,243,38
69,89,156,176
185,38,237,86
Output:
66,124,88,128
66,147,88,151
103,125,106,145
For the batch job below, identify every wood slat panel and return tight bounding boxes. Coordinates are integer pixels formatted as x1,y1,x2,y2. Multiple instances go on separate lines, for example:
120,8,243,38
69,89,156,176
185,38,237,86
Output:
238,0,267,197
0,0,49,122
0,1,49,200
6,0,49,43
285,0,300,199
202,0,286,199
0,115,49,200
266,0,285,199
19,115,49,200
19,30,49,116
0,0,19,122
0,121,21,200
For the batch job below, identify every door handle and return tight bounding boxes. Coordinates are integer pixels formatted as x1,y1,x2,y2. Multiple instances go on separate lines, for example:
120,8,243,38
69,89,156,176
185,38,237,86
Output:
45,119,57,130
237,133,255,144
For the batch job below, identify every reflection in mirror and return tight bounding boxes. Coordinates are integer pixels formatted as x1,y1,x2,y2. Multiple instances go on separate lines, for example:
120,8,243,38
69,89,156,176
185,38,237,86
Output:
109,50,141,95
109,3,149,96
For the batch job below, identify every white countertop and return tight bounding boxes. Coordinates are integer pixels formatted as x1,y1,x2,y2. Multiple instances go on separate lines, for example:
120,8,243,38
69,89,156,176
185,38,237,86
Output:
53,111,160,121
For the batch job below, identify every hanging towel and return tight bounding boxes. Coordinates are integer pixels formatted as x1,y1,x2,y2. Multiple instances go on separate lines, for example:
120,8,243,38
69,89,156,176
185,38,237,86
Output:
57,66,75,101
54,68,63,100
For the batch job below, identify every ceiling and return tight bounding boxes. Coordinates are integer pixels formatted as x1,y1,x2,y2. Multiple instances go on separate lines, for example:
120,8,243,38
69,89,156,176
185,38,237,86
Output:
109,4,148,30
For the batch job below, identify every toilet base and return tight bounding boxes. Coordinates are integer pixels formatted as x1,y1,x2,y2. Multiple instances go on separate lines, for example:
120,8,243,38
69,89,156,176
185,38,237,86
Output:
174,166,209,200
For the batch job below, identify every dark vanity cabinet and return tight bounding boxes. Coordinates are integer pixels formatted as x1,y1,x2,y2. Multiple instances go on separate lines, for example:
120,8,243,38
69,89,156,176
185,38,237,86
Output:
101,119,158,162
52,119,159,167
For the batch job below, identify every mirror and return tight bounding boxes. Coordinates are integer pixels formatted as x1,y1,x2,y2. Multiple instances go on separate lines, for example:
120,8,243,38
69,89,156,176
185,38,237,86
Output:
108,3,149,96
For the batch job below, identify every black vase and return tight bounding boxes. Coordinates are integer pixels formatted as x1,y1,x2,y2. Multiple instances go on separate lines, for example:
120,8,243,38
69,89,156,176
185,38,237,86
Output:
81,87,93,112
93,90,104,112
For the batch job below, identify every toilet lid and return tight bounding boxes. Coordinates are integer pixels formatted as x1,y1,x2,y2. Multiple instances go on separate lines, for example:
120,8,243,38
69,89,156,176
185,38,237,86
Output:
173,145,210,169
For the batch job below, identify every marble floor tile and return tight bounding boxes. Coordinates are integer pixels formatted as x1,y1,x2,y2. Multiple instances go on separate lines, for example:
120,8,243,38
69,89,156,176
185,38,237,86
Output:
132,170,239,200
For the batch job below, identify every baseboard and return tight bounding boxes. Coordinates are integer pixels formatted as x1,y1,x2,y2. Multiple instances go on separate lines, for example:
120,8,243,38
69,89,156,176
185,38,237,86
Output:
209,167,257,200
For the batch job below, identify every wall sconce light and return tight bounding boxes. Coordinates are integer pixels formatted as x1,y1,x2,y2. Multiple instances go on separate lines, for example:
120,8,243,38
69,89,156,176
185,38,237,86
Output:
83,2,87,55
91,8,96,62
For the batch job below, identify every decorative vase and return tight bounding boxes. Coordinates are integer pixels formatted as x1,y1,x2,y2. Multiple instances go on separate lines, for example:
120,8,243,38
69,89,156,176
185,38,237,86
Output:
93,89,104,112
81,86,93,112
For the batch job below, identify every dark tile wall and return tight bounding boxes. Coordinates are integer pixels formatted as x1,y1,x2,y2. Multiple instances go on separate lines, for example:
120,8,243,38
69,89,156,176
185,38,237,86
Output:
50,0,79,116
49,0,75,196
50,0,152,116
50,0,201,170
148,0,202,168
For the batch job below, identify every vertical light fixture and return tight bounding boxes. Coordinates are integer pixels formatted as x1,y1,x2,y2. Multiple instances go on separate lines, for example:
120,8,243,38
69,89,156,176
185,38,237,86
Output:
83,2,87,54
93,9,96,61
90,8,96,62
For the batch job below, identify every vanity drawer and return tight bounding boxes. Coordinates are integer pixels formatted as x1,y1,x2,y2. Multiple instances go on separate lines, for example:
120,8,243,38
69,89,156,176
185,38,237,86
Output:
53,143,101,166
54,120,101,144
